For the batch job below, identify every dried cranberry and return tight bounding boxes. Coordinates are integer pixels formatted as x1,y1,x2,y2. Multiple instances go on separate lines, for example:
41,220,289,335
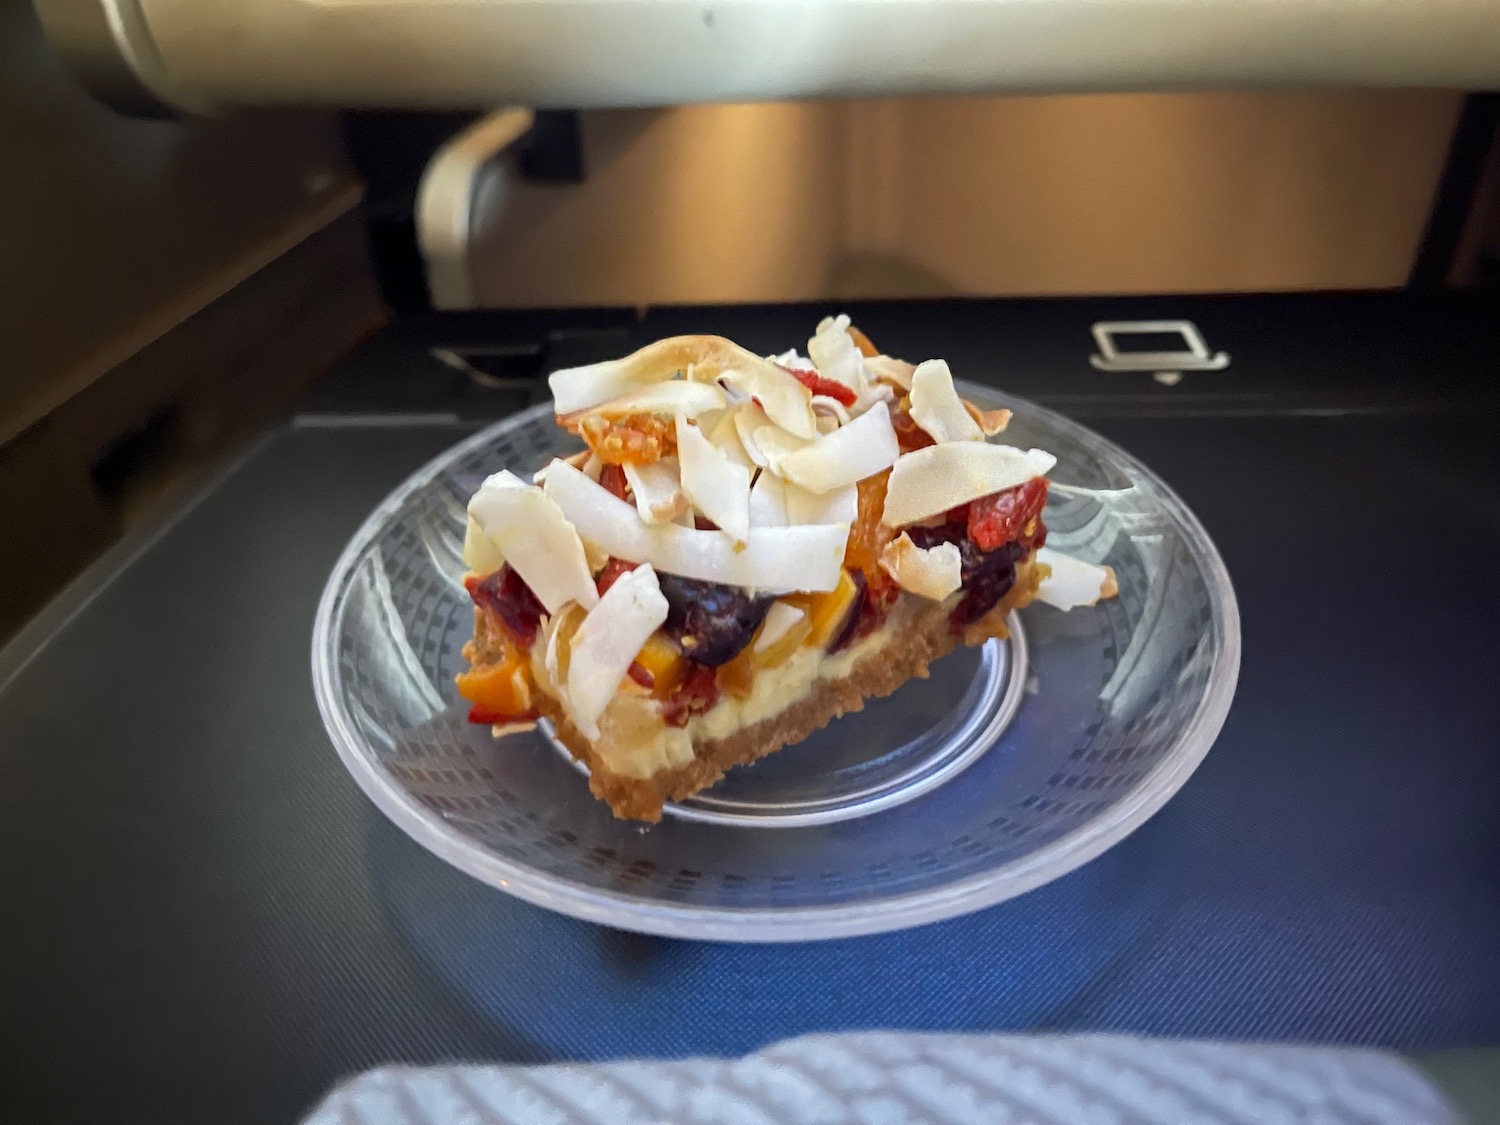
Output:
952,541,1026,628
656,573,772,667
890,401,936,453
466,565,544,646
596,557,638,596
784,366,857,407
968,478,1049,551
662,663,719,727
599,463,630,502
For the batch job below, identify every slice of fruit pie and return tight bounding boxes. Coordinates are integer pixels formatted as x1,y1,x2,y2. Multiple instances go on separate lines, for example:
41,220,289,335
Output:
457,317,1118,821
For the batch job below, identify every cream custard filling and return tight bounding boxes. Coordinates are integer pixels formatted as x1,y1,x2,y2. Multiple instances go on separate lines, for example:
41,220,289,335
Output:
587,599,920,780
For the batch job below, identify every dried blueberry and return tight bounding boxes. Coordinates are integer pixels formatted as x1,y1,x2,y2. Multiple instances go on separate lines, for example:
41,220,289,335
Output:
952,541,1025,627
656,574,773,667
905,521,1025,628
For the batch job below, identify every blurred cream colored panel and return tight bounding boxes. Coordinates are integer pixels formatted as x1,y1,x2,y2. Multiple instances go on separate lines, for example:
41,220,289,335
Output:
472,91,1459,307
473,103,844,307
885,91,1462,295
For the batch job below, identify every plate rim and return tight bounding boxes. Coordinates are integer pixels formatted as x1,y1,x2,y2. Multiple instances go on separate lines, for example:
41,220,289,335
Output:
311,387,1241,942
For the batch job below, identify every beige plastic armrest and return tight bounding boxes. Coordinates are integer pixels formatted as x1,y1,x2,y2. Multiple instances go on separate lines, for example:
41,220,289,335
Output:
37,0,1500,116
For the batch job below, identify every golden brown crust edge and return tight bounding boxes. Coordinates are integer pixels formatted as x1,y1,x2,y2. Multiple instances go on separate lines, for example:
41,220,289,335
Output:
530,560,1043,822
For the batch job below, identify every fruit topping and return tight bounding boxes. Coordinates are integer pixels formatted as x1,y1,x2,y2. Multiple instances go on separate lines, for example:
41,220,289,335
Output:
579,412,677,465
455,636,536,723
595,556,639,596
785,366,858,407
633,632,687,696
662,663,720,727
967,477,1050,552
466,566,545,646
656,573,774,667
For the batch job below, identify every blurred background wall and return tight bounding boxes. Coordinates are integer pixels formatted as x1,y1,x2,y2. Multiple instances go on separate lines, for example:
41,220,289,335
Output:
0,0,377,638
469,92,1463,307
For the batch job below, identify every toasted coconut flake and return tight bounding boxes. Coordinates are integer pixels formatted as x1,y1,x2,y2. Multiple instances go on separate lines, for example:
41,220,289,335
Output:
733,402,773,469
462,514,505,574
749,471,789,527
467,471,598,613
675,415,752,544
531,449,596,485
784,481,858,527
734,401,813,473
622,456,689,524
754,601,807,654
717,362,818,440
882,443,1056,528
575,380,726,421
541,602,588,688
549,335,782,415
707,408,754,470
810,394,852,425
582,539,609,574
780,400,899,495
489,719,538,738
770,348,813,370
879,532,963,600
543,460,846,592
1035,548,1119,610
909,359,982,443
751,424,815,475
865,354,916,391
965,400,1012,436
807,314,867,399
565,564,670,739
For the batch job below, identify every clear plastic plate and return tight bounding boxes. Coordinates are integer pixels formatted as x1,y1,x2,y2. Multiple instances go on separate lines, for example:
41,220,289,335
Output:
311,384,1240,941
